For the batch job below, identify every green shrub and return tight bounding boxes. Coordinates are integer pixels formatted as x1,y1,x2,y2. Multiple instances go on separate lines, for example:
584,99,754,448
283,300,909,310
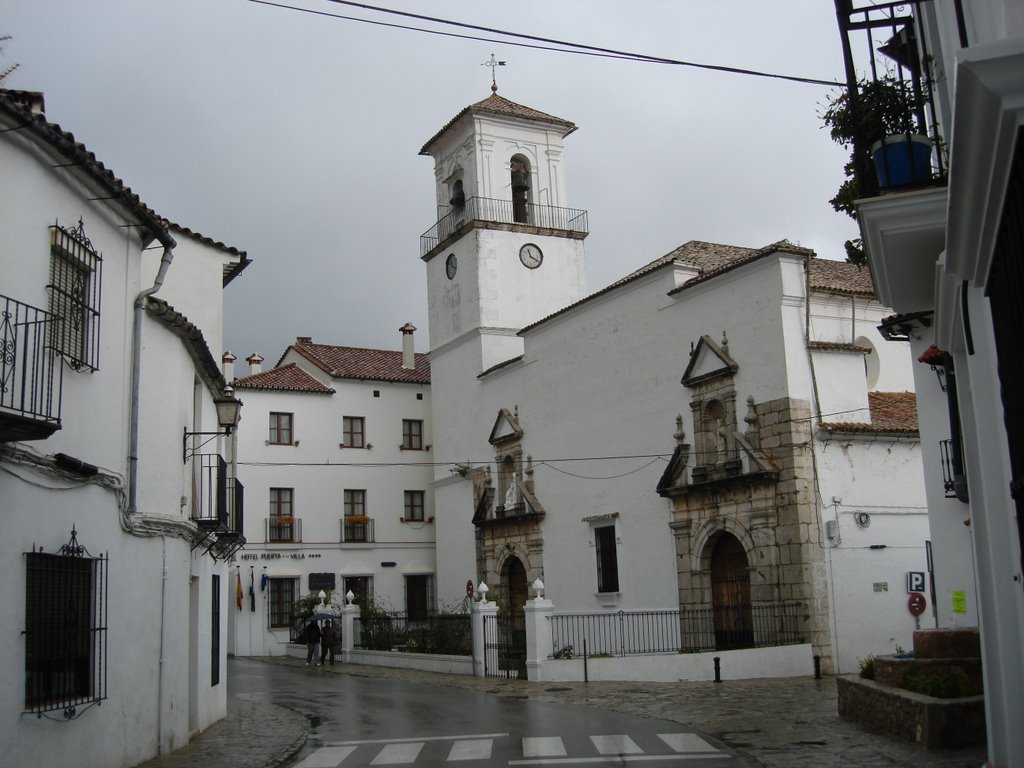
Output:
858,655,876,680
900,667,980,699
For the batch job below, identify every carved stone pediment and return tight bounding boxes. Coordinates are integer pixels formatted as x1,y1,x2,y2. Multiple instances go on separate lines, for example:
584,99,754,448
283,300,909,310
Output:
682,334,738,387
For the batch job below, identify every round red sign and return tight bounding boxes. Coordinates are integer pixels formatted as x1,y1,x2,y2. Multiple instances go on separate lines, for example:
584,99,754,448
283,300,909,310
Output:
466,579,475,599
908,592,927,616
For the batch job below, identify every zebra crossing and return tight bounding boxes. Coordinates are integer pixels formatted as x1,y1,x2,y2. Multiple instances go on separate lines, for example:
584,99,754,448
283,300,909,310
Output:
291,731,731,767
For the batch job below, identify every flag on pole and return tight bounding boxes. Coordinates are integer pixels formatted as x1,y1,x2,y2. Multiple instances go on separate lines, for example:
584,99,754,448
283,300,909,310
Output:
236,570,243,611
249,569,256,612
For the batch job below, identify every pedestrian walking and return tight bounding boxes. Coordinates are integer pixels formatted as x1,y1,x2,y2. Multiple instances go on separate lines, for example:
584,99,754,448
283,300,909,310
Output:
305,618,321,666
320,620,336,665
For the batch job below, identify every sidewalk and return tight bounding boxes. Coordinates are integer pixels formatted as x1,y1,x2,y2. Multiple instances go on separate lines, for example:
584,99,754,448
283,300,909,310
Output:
139,657,987,768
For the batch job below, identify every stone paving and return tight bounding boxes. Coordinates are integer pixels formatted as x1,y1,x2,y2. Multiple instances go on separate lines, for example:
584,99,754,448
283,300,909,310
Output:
137,657,988,768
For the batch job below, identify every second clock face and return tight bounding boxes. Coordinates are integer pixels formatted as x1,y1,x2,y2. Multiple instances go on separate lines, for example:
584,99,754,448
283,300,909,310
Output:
445,253,458,279
519,243,543,269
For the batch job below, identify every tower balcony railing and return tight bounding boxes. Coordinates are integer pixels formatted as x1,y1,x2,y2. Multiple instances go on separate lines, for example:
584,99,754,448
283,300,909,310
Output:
420,196,589,257
834,0,951,199
0,294,63,442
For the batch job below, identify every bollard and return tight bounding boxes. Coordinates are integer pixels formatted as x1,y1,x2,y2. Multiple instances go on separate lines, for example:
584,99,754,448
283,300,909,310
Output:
814,655,822,680
713,656,721,683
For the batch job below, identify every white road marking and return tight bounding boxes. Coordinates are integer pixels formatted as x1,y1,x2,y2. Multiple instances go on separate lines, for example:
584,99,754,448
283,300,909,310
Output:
370,742,425,765
658,733,720,753
509,755,733,765
448,739,493,761
325,733,508,746
590,735,643,755
292,745,358,767
522,736,567,757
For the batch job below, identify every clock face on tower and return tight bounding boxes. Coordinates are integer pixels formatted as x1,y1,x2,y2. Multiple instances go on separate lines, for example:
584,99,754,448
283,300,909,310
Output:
445,253,458,280
519,243,543,269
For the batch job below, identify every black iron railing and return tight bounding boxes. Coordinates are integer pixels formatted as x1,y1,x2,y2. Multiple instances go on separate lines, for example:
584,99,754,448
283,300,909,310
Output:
341,516,374,543
267,516,301,543
549,604,805,658
192,454,243,533
420,196,589,257
354,611,472,655
834,0,948,197
0,294,62,441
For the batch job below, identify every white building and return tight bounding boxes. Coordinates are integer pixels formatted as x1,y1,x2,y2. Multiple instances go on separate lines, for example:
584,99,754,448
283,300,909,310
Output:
419,91,936,674
0,89,248,766
230,327,435,655
840,0,1024,762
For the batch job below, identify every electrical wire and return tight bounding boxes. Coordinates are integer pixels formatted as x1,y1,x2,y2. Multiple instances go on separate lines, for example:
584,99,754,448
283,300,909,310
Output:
248,0,843,87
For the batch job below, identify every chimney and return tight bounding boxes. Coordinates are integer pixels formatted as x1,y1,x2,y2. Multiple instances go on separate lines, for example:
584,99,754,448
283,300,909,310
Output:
222,351,236,382
400,323,417,370
246,353,264,376
296,336,312,344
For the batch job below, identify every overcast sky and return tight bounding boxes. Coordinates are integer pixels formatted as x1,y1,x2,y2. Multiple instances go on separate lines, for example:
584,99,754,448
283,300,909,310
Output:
5,1,858,364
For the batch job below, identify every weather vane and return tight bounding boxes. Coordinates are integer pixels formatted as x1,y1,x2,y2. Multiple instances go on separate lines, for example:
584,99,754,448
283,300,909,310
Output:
482,53,506,93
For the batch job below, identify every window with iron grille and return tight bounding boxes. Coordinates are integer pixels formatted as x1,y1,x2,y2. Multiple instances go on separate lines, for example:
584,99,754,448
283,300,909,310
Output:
268,578,297,628
269,412,293,445
23,532,108,720
595,525,619,593
402,419,423,450
211,575,221,686
343,416,365,448
343,575,373,606
48,221,102,371
404,490,425,521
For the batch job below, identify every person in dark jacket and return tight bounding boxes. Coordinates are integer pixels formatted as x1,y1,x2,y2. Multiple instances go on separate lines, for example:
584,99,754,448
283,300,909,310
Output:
305,619,321,666
320,620,336,665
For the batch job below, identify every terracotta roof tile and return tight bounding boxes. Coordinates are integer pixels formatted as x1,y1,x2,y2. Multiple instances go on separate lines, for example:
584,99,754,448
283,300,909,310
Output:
420,93,576,155
809,258,875,296
823,391,918,434
289,340,431,385
234,363,334,393
808,341,872,353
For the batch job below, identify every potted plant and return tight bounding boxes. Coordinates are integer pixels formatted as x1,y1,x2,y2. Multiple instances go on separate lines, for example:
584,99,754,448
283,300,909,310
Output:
821,75,932,264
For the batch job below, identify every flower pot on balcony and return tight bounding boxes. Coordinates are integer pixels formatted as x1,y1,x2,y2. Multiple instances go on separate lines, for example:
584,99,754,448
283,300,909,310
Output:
871,135,933,188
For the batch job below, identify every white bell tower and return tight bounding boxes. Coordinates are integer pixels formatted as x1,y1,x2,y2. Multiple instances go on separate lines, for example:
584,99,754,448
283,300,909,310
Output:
419,91,588,372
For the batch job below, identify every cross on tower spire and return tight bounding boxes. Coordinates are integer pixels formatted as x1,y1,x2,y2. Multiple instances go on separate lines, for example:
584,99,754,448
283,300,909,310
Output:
481,53,506,93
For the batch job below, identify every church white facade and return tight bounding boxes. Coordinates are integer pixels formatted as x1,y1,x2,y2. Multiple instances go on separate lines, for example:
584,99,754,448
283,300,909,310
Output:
419,91,953,674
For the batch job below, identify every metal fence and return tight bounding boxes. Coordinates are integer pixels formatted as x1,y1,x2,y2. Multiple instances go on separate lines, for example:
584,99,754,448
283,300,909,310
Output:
420,196,589,256
353,612,472,656
549,604,805,658
0,294,63,434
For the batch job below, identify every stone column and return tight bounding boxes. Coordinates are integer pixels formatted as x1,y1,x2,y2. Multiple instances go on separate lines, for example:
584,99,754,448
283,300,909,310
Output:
471,595,497,678
340,603,358,663
524,596,555,682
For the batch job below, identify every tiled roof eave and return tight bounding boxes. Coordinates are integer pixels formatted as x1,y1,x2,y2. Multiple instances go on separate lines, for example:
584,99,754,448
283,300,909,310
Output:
817,423,919,439
0,94,174,250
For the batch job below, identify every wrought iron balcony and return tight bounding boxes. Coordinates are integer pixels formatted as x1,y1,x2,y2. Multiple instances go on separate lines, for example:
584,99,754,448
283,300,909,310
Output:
420,196,589,258
342,515,374,543
267,516,301,543
190,454,245,559
833,0,950,199
0,294,63,442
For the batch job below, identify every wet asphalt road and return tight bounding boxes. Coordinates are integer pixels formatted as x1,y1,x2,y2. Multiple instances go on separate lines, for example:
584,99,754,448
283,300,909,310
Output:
230,660,753,767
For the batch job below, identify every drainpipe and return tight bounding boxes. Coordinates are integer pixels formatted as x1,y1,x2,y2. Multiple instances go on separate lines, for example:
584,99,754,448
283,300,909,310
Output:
127,227,175,755
127,230,176,518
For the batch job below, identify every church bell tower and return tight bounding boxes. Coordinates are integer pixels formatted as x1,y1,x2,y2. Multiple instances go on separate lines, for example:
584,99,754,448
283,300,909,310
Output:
418,90,588,372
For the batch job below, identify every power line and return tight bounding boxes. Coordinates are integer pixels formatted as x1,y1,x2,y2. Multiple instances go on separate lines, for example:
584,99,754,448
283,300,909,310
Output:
248,0,843,87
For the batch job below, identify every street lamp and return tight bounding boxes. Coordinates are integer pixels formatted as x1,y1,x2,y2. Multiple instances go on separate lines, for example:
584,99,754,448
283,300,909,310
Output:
183,386,243,462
